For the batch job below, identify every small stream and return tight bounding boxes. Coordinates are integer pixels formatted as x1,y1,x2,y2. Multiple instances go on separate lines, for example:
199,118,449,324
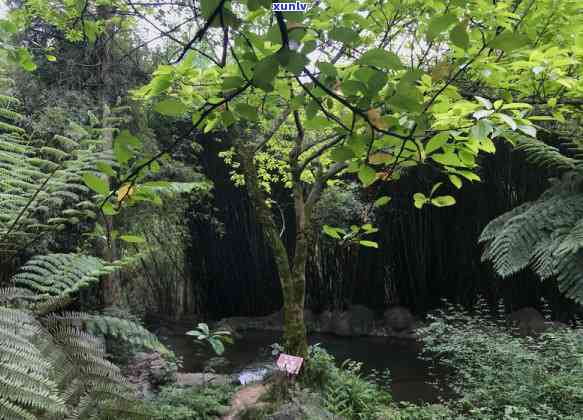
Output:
162,329,446,403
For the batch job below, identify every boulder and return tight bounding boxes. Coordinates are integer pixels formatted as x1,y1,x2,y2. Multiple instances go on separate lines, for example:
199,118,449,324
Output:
347,305,375,335
216,309,317,334
331,311,352,336
317,310,334,333
508,307,546,334
384,306,415,332
213,319,243,339
317,306,374,336
126,351,177,398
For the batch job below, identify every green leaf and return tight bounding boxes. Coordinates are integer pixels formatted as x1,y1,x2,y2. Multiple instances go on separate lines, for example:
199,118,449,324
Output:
374,196,391,207
222,76,245,91
120,235,146,243
489,31,529,52
449,23,469,49
102,202,118,216
116,130,141,148
427,13,458,40
330,146,355,162
83,173,109,195
330,27,359,45
17,48,37,72
425,133,449,155
96,161,116,177
497,113,517,131
359,240,379,248
209,338,225,355
358,49,403,70
358,165,377,187
431,195,456,207
154,99,188,117
234,103,258,121
204,116,220,133
201,0,221,18
431,151,461,167
222,110,236,127
388,83,423,112
413,192,428,209
470,120,493,140
457,170,481,182
276,49,308,75
317,62,337,78
323,224,343,239
449,174,462,189
341,80,365,96
114,142,132,164
46,54,57,62
474,96,492,109
252,55,279,91
518,125,536,137
479,137,496,153
0,19,17,33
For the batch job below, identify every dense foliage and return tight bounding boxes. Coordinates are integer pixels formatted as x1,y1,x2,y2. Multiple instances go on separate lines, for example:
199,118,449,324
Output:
145,384,234,420
480,138,583,304
0,0,582,418
421,302,583,419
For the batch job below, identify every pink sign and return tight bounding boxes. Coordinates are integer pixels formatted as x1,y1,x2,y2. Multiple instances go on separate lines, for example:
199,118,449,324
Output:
276,353,304,375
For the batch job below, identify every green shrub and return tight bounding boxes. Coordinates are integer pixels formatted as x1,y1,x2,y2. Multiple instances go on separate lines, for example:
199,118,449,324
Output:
145,384,235,420
420,302,583,420
300,343,338,389
301,344,393,419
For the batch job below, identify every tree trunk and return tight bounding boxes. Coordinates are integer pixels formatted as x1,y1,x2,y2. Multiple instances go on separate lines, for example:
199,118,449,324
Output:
101,104,122,307
237,144,308,357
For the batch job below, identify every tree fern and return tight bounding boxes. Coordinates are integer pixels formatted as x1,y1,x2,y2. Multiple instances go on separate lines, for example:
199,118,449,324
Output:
480,136,583,304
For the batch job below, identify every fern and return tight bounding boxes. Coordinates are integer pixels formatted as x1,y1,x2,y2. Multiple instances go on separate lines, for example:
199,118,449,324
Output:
480,135,583,304
0,80,122,255
0,254,164,419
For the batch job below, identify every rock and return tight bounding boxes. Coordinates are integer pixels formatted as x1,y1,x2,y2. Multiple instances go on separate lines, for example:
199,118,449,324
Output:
176,372,234,386
155,325,173,337
508,307,546,334
216,308,316,334
317,310,334,333
331,311,352,336
214,319,243,339
316,306,374,336
126,351,178,398
384,306,415,332
347,305,375,335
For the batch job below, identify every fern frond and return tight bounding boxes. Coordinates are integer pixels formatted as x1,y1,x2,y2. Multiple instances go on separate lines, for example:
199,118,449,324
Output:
0,308,67,419
481,168,583,304
45,312,165,353
516,137,580,171
12,254,116,298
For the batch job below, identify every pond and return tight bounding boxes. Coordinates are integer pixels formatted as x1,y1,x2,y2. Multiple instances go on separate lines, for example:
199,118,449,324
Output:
162,329,447,403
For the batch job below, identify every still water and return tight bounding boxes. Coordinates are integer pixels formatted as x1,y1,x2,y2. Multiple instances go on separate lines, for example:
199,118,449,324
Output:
163,329,445,402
